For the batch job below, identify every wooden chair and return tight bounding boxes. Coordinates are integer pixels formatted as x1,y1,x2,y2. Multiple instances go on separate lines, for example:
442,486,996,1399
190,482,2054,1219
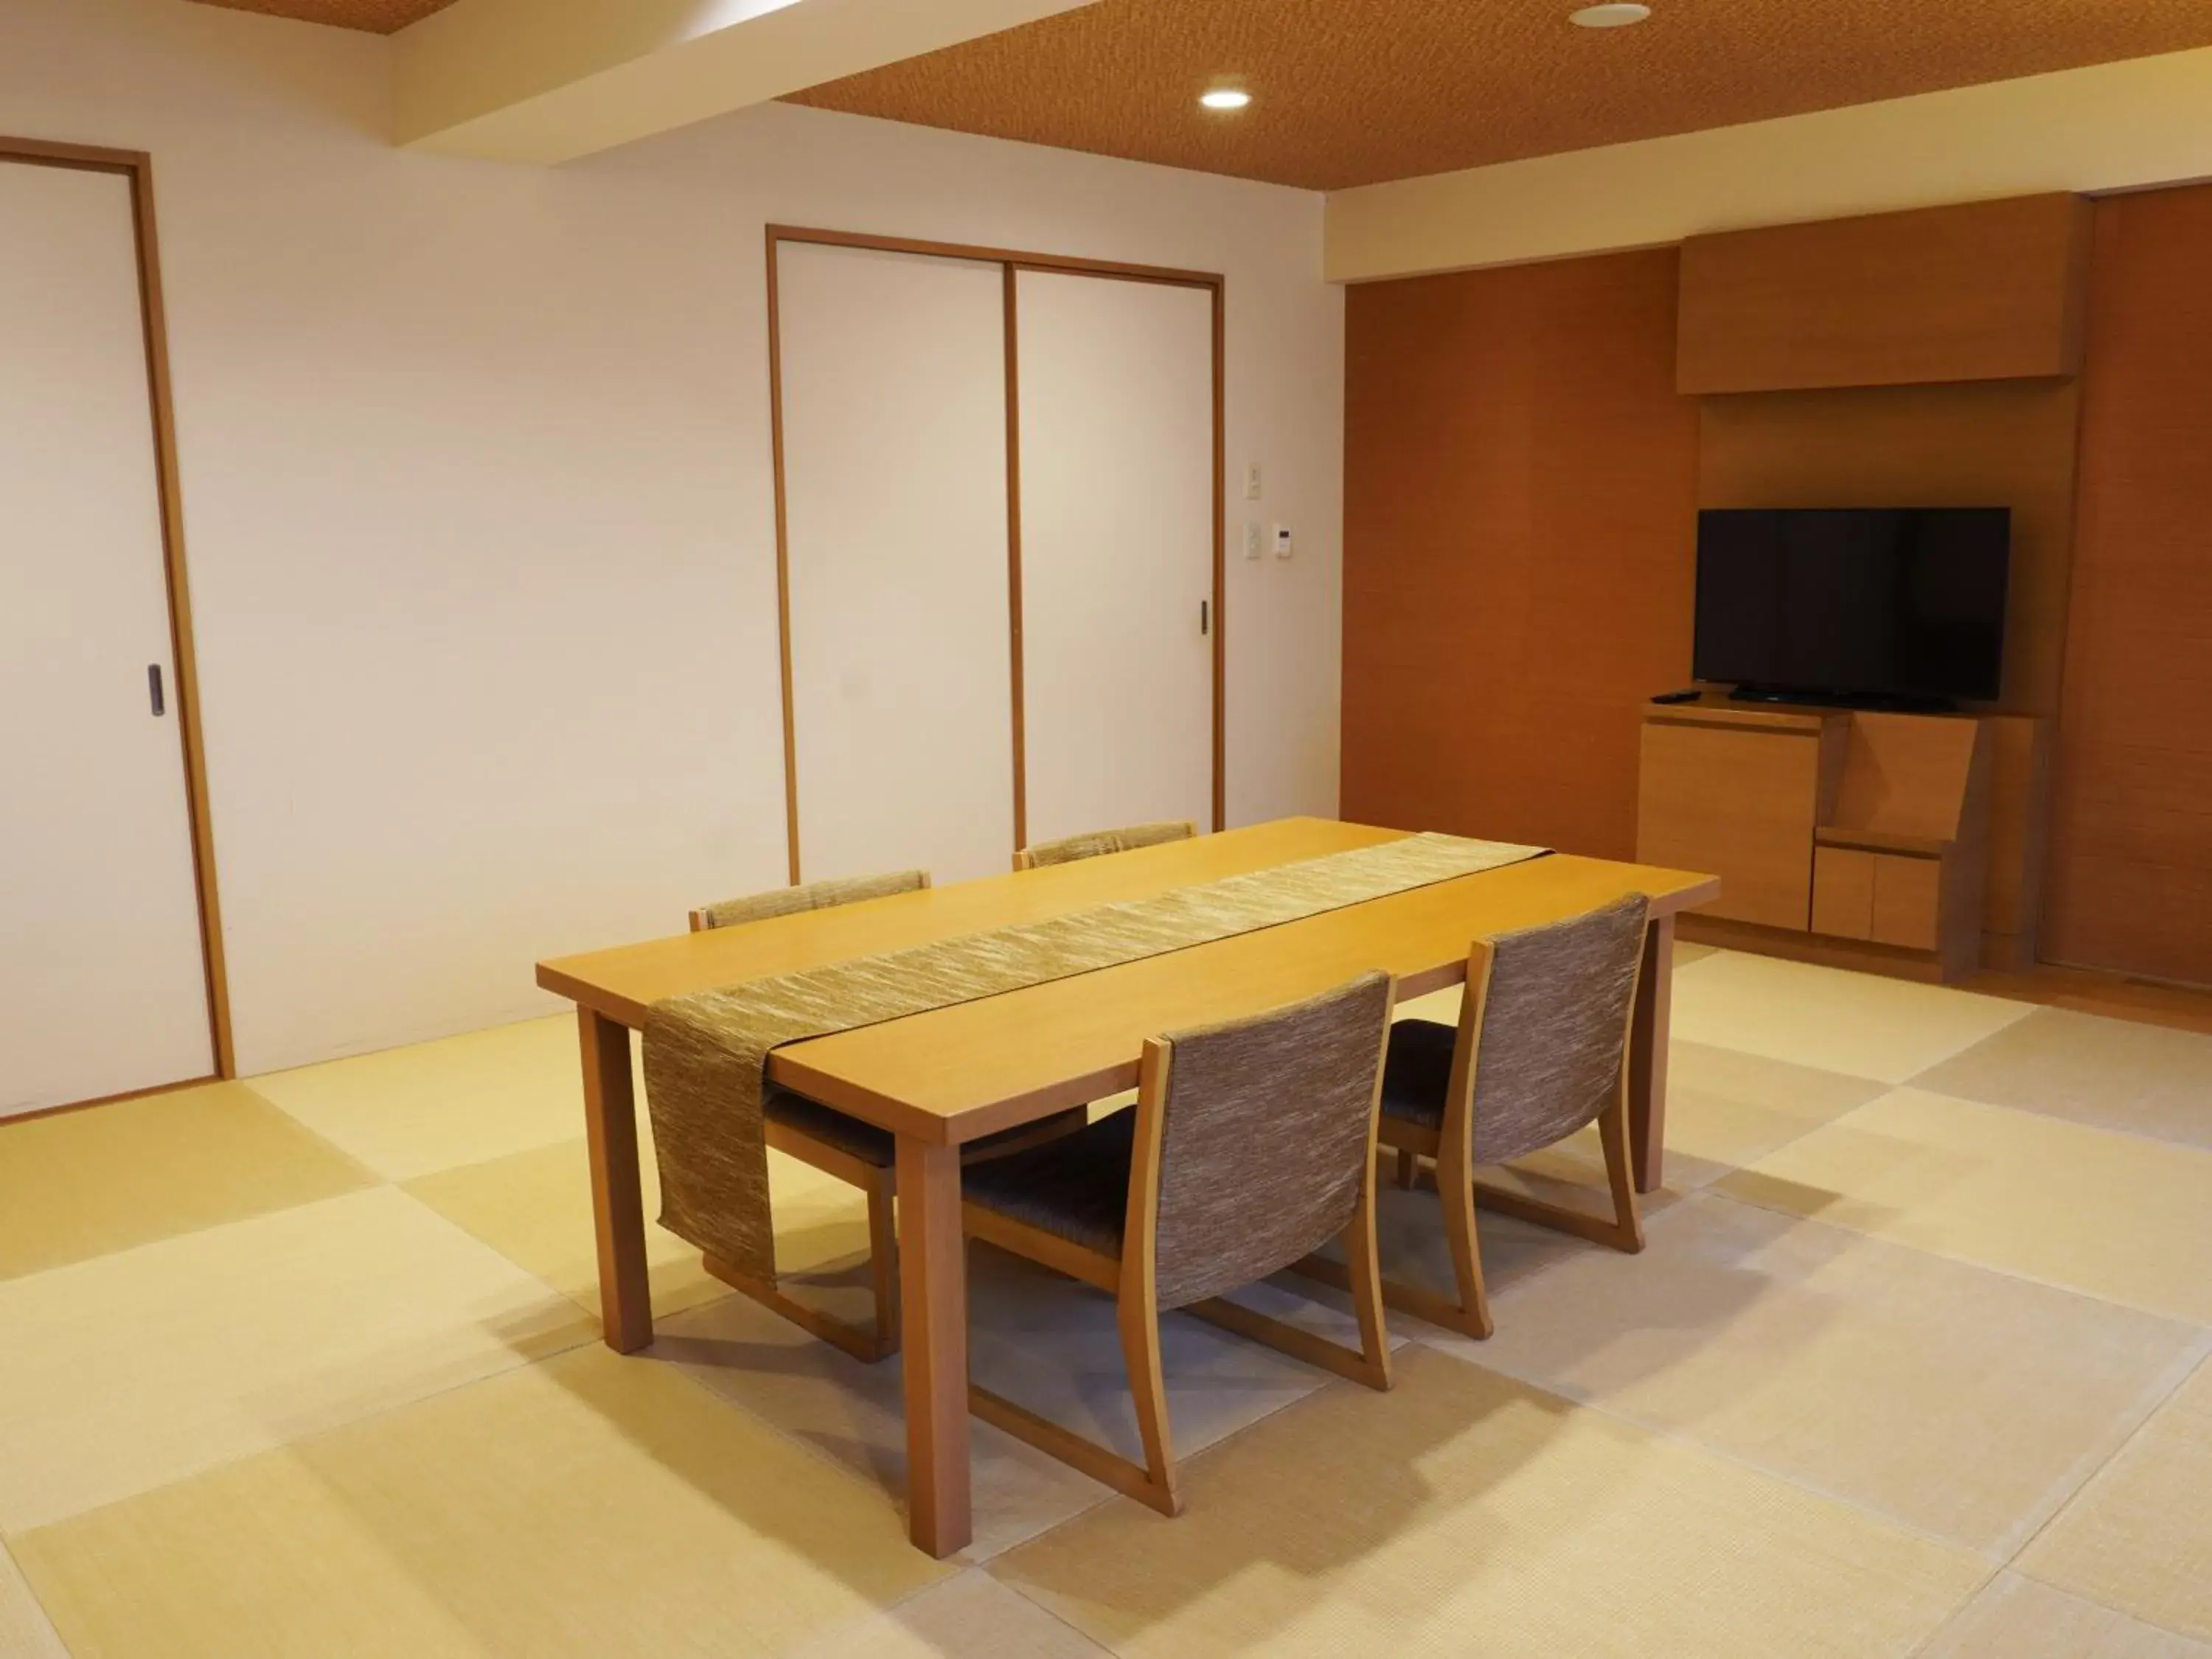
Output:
960,972,1397,1516
1014,820,1197,872
689,869,1077,1362
1329,893,1650,1342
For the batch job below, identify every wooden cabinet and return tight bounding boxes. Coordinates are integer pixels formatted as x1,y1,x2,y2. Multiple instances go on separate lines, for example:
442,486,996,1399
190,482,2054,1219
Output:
1639,697,2008,981
1677,193,2092,394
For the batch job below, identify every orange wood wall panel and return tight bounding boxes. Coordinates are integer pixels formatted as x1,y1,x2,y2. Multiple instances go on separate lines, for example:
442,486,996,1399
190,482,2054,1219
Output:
1697,380,2081,716
2046,184,2212,987
1341,249,1699,859
1677,194,2092,394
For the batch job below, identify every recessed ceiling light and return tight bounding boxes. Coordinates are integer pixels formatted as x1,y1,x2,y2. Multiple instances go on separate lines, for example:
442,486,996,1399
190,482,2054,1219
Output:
1571,2,1651,25
1199,87,1252,111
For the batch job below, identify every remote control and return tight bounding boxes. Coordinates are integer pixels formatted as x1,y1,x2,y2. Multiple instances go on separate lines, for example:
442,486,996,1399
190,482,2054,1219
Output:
1649,689,1702,705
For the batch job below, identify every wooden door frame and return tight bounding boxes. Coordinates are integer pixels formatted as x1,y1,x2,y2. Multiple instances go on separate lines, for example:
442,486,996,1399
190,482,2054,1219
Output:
765,223,1228,882
4,136,235,1093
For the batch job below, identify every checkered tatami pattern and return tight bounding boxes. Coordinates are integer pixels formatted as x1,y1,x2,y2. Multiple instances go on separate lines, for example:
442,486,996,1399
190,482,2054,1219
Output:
4,947,2210,1657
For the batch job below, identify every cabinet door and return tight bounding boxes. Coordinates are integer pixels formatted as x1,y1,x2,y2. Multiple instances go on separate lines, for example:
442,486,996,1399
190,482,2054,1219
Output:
1871,855,1943,950
1811,847,1877,939
1637,722,1819,929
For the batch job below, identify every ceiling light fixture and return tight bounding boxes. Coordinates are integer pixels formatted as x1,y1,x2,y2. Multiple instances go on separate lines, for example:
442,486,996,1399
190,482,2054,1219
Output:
1570,2,1651,25
1199,87,1252,111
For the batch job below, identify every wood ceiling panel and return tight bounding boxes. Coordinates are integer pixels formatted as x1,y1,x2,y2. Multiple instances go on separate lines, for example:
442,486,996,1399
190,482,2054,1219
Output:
187,0,457,33
785,0,2212,190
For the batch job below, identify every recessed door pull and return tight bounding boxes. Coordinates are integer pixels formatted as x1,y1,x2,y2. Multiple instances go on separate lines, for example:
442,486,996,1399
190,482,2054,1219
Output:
147,664,165,717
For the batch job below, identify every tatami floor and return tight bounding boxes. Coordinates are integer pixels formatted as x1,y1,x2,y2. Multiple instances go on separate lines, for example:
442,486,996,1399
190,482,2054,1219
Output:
4,945,2211,1658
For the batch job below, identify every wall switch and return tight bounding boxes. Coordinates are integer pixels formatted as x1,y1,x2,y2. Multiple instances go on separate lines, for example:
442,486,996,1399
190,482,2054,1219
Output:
1242,521,1264,560
1273,524,1293,560
1244,462,1263,501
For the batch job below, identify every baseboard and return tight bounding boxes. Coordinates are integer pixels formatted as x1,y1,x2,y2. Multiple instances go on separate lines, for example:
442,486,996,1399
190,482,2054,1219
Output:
1676,915,1946,983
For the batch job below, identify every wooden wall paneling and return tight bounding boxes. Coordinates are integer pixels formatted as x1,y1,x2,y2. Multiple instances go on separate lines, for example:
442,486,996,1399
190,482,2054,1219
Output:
2046,184,2212,987
1677,193,2093,394
1698,386,2062,974
1342,248,1700,859
1697,379,2081,717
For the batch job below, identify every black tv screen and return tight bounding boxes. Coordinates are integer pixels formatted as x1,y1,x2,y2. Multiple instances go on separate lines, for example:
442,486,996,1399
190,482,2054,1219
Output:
1694,508,2010,704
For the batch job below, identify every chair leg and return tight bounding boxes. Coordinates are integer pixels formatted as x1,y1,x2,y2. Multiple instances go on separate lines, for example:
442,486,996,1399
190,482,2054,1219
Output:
1436,1136,1495,1340
1341,1165,1395,1389
866,1174,902,1357
1469,1107,1645,1256
967,1290,1182,1517
1185,1171,1394,1394
1118,1293,1183,1514
1596,1095,1646,1253
1395,1147,1418,1189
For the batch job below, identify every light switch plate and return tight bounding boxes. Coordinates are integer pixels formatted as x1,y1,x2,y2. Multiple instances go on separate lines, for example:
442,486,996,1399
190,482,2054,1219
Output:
1243,521,1263,559
1245,462,1263,501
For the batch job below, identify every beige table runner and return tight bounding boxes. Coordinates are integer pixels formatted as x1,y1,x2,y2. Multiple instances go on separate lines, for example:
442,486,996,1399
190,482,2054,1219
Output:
642,832,1545,1277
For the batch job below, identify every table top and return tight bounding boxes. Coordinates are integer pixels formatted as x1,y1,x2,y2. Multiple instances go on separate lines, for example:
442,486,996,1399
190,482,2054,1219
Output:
537,818,1719,1145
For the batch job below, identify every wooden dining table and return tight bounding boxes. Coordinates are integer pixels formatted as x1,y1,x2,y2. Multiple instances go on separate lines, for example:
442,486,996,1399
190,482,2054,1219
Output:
536,817,1719,1557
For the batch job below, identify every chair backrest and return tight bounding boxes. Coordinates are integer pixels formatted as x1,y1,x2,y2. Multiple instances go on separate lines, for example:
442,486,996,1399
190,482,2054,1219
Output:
1130,971,1393,1310
689,869,929,933
1460,893,1649,1166
1015,821,1197,872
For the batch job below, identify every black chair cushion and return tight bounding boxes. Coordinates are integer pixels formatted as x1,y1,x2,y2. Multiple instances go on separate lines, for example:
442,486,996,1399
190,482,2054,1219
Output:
767,1088,1084,1174
765,1088,896,1166
1379,1018,1457,1131
960,1108,1135,1258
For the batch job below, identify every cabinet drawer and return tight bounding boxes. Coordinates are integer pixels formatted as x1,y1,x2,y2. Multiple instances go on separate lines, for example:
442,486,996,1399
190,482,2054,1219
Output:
1812,847,1877,939
1870,855,1941,950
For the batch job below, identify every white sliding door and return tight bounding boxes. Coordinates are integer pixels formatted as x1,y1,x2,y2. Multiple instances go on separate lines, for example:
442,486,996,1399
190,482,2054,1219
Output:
778,241,1015,886
0,161,212,1115
1015,271,1214,844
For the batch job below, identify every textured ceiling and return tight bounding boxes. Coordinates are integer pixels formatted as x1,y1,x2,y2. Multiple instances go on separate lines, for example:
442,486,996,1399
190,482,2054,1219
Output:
785,0,2212,190
187,0,457,32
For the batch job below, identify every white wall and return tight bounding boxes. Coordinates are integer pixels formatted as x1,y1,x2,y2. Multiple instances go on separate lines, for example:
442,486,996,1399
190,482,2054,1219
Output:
0,0,1343,1074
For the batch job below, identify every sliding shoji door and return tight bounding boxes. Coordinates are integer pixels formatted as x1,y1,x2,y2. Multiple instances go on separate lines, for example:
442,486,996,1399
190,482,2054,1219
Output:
775,240,1017,885
0,158,212,1114
1014,271,1217,845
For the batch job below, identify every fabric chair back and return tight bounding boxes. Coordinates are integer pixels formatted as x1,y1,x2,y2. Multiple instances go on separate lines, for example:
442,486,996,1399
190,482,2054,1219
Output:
1142,971,1392,1310
692,869,928,932
1468,893,1649,1166
1020,821,1197,870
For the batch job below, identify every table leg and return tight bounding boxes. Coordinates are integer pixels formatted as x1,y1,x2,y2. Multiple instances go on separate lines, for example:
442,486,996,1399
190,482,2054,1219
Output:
1627,914,1674,1194
897,1135,972,1558
579,1007,653,1353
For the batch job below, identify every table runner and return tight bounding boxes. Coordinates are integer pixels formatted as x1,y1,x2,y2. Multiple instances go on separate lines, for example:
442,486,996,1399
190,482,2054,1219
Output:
641,832,1545,1278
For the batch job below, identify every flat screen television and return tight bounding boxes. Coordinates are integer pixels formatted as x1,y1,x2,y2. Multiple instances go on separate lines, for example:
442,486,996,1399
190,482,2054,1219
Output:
1693,507,2010,707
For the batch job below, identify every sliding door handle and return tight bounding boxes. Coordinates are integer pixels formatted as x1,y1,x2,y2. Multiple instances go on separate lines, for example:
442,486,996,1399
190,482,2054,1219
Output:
148,664,165,717
1200,599,1210,637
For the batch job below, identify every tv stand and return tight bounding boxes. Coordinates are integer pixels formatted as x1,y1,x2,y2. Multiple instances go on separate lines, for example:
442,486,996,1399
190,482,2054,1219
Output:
1636,693,2011,981
1726,684,1958,714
